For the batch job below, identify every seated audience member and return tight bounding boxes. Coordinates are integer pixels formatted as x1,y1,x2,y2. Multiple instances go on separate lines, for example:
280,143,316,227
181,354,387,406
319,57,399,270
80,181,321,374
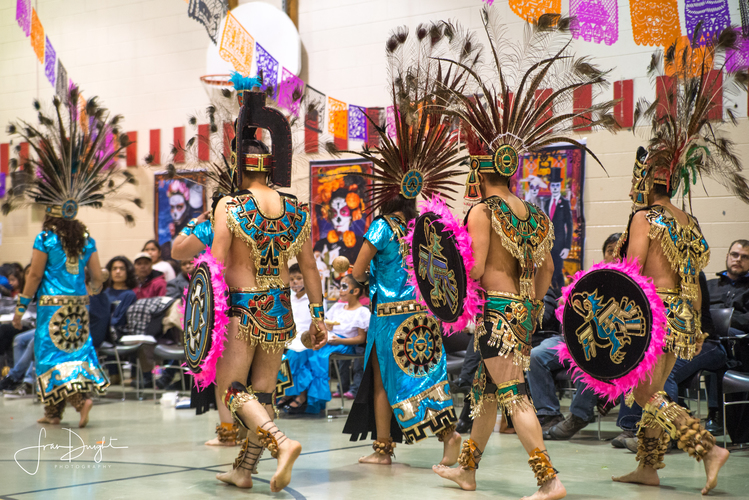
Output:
6,267,25,298
279,264,313,407
133,252,167,299
142,239,176,282
708,239,749,336
283,274,369,415
0,265,34,357
104,256,139,337
0,329,35,396
87,269,111,349
529,233,621,440
166,260,193,300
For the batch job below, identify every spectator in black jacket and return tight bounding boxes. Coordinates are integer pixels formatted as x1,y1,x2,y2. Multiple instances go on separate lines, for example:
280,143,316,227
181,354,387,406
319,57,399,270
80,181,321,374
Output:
707,239,749,335
166,260,193,300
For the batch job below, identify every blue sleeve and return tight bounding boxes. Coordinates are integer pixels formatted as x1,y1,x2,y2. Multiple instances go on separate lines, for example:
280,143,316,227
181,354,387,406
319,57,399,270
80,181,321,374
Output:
33,232,48,253
194,221,214,247
364,217,392,252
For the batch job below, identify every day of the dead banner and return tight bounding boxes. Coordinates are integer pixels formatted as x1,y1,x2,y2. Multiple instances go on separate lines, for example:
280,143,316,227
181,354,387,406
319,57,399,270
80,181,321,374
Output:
510,145,586,290
154,170,207,260
309,159,372,300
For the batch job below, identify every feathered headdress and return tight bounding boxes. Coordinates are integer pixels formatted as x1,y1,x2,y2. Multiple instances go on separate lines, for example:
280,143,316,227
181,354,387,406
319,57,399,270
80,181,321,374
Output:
2,87,141,223
633,25,749,208
435,9,619,200
348,21,482,213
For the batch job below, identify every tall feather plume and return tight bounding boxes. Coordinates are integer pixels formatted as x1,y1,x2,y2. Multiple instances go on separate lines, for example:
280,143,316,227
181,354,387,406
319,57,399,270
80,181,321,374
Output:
3,87,140,224
435,7,619,169
346,21,482,214
633,25,749,206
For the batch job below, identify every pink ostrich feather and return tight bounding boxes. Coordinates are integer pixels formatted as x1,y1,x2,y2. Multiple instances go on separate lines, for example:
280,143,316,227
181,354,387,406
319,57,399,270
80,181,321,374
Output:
404,195,485,335
183,247,231,390
554,258,667,402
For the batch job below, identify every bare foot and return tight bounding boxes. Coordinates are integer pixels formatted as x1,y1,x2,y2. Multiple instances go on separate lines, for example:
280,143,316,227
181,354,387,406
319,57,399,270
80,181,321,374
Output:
701,445,729,495
521,477,567,500
205,437,237,446
79,399,93,428
358,451,392,465
612,465,660,486
216,468,253,488
433,464,476,491
270,438,302,493
37,416,61,425
440,431,462,466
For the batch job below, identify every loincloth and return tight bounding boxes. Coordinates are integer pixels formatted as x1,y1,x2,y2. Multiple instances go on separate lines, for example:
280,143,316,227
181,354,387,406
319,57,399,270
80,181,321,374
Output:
229,286,296,352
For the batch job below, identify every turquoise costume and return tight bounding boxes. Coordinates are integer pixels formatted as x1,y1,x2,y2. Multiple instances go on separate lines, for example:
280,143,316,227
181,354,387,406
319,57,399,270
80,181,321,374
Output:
33,230,109,405
193,220,214,248
225,190,310,352
344,215,456,443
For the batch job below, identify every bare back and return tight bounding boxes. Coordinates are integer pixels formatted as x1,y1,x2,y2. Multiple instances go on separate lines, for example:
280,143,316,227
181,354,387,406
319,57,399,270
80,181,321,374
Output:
468,192,554,300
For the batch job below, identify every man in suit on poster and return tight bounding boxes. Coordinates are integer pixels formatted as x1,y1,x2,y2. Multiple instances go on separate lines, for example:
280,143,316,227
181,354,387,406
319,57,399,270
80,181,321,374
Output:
543,167,573,290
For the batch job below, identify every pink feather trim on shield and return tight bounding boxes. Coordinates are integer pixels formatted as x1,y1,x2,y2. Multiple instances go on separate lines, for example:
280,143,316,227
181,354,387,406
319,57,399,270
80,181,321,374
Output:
183,247,230,390
404,195,485,335
554,258,667,402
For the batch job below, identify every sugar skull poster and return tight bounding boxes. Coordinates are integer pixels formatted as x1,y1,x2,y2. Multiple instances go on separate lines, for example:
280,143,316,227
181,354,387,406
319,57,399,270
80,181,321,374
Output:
309,159,372,299
511,146,586,291
154,170,207,259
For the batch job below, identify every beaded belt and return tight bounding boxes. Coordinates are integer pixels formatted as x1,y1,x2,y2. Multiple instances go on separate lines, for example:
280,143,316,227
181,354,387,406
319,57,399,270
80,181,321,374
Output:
376,300,427,317
39,295,90,306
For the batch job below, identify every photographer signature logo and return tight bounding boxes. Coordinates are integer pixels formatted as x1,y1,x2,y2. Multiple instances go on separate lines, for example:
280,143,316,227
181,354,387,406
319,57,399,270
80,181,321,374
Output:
14,428,128,475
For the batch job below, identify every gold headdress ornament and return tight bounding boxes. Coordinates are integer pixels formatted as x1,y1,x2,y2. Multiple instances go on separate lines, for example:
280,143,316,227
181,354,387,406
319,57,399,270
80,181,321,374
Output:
2,87,141,223
434,8,619,200
346,22,483,213
632,25,749,209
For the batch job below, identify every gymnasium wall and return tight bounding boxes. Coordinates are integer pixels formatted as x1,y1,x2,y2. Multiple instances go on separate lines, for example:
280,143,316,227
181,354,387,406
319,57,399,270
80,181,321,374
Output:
1,0,747,274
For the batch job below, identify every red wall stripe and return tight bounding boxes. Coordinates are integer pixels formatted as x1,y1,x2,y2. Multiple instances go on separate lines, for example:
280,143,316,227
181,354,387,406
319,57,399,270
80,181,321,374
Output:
614,80,634,128
535,88,553,127
0,143,8,174
305,110,319,154
334,135,347,151
223,122,235,159
173,127,185,164
198,124,210,161
573,85,592,131
366,107,382,148
125,132,137,166
706,70,723,122
149,129,161,165
656,75,676,121
19,142,29,169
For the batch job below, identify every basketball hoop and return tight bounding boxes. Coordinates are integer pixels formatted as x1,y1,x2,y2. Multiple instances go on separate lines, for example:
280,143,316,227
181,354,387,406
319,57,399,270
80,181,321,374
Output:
200,74,238,114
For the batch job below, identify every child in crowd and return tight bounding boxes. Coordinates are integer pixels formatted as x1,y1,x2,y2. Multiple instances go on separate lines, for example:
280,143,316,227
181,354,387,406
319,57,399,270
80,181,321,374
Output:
283,274,369,415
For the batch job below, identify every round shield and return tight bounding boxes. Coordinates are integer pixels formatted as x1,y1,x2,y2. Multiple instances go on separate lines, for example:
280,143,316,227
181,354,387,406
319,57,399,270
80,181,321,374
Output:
183,262,215,374
562,269,653,381
411,211,467,323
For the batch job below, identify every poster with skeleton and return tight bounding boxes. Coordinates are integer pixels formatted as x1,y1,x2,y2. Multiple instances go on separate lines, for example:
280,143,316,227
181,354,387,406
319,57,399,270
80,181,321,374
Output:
309,159,372,300
154,170,207,260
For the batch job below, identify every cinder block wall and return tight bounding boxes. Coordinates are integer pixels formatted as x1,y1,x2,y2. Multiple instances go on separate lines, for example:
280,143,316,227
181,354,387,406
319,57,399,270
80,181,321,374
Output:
1,0,747,275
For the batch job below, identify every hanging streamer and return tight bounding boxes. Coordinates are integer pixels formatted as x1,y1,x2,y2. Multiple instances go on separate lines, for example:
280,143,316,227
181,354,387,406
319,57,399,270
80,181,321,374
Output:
16,0,30,37
219,11,254,76
348,105,367,142
741,0,749,38
726,29,749,72
56,61,68,98
509,0,561,23
665,36,714,78
30,8,44,64
386,105,397,139
684,0,730,47
277,68,305,116
187,0,227,45
327,97,348,139
570,0,618,46
44,37,56,87
255,43,279,98
630,0,681,47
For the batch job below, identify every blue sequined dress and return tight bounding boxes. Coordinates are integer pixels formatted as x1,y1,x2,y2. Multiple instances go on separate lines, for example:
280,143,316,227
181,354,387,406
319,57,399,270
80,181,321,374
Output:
33,230,109,405
343,215,456,443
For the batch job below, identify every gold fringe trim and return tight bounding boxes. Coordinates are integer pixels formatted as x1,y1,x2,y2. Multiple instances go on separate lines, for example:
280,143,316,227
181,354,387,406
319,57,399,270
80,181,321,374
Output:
225,195,311,289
